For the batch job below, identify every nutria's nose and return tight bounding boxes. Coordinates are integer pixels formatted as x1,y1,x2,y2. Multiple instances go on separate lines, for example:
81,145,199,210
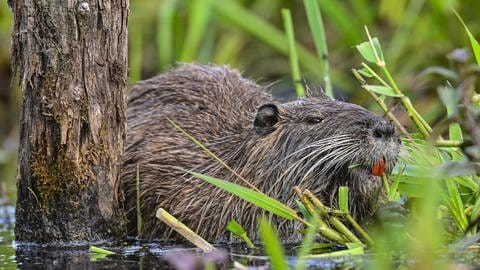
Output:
372,121,395,139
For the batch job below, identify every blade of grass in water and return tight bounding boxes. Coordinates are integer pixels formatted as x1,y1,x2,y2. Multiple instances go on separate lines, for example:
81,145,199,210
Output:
157,0,177,70
260,218,288,270
227,220,255,248
302,245,364,258
191,172,298,220
303,0,333,96
294,214,318,270
89,246,115,255
281,9,305,98
180,0,212,62
136,165,142,236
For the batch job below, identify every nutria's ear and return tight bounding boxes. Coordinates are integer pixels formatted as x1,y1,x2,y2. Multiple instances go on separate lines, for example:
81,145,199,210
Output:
254,104,279,135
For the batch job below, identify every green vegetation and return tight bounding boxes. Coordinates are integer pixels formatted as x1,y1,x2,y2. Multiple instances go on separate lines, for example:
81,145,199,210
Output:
159,1,480,268
1,0,480,268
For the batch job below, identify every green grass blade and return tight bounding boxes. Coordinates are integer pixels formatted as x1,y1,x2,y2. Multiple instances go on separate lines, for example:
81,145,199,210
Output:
260,218,289,270
157,0,177,70
281,9,305,98
438,85,463,142
338,186,349,213
303,0,332,96
213,33,245,64
129,13,143,83
348,0,374,25
180,0,212,62
387,0,426,67
211,1,321,76
169,119,261,192
227,220,255,248
302,245,364,258
294,215,318,270
136,165,142,236
296,200,312,220
191,172,298,220
471,196,480,230
445,178,468,232
89,246,115,255
388,166,403,201
363,85,401,97
454,10,480,65
316,0,362,44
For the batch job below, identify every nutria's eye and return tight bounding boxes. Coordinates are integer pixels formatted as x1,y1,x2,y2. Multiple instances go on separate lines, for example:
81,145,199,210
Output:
306,117,323,124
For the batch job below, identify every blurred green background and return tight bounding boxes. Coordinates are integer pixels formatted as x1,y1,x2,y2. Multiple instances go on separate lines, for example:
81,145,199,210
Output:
0,0,479,206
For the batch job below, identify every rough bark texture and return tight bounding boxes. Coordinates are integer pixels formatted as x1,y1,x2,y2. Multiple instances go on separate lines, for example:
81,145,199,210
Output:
11,0,129,242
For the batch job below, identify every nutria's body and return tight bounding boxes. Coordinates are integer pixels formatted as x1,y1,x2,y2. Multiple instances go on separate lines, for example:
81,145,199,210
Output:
121,64,401,243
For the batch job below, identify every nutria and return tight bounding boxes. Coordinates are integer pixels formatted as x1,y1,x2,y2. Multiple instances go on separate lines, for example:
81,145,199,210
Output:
121,64,401,243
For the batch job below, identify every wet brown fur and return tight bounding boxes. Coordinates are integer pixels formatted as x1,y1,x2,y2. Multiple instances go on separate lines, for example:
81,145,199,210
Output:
121,64,401,243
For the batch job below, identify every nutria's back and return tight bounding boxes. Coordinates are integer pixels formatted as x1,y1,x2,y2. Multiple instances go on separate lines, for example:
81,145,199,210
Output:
121,64,401,243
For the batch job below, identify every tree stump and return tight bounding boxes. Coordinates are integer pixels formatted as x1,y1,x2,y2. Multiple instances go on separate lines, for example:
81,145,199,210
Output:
11,0,129,242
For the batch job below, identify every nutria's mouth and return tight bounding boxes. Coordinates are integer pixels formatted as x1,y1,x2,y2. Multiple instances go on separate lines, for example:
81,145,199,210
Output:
348,156,387,181
372,157,387,176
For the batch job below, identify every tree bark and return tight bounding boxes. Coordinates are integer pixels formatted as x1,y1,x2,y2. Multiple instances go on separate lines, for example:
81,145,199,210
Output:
11,0,129,242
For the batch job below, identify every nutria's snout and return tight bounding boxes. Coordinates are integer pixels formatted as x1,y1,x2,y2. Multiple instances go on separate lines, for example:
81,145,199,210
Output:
368,118,401,175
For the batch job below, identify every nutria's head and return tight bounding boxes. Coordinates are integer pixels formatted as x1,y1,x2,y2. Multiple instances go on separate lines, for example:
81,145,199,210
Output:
250,95,401,218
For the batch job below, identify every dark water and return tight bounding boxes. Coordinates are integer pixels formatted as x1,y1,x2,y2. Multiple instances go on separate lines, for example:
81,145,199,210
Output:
0,206,363,270
4,205,480,270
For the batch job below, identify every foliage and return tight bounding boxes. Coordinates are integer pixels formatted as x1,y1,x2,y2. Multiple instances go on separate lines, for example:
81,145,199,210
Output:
0,0,480,268
162,1,480,268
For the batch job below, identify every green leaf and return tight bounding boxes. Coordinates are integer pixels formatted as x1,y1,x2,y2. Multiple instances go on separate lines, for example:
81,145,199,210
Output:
89,246,115,255
363,85,402,97
387,168,402,201
445,178,468,231
302,245,364,258
296,200,311,220
438,85,463,142
471,196,480,225
454,10,480,65
260,218,289,270
338,187,349,213
227,220,255,248
294,214,319,270
191,172,298,220
356,37,385,65
356,68,374,77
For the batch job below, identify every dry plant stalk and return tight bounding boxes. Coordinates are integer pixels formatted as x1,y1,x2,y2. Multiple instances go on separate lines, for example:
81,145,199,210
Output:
156,208,215,252
294,186,372,246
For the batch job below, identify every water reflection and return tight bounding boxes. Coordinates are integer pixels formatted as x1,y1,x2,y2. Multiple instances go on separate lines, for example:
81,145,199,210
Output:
0,205,405,270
